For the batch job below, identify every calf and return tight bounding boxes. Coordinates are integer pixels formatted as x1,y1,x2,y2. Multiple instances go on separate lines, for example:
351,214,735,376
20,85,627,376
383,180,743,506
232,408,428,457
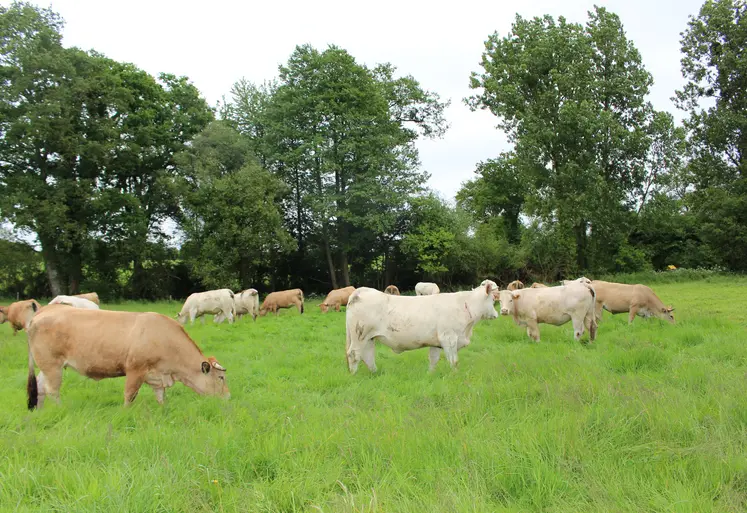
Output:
498,282,597,343
26,305,229,409
177,289,236,325
259,289,304,316
591,280,675,324
235,289,260,321
5,299,41,336
415,282,440,296
345,283,499,373
49,295,100,309
320,286,356,313
384,285,400,296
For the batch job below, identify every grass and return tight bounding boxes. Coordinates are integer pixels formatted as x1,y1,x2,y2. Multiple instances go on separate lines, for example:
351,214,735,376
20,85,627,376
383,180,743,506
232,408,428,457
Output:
0,277,746,512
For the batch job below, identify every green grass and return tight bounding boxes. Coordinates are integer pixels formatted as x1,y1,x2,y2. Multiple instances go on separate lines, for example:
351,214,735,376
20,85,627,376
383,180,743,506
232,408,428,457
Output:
1,277,746,512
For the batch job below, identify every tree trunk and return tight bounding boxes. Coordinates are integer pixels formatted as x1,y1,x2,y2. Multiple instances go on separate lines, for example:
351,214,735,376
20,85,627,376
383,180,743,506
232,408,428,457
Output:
322,224,338,289
340,251,350,287
39,235,65,296
574,222,588,271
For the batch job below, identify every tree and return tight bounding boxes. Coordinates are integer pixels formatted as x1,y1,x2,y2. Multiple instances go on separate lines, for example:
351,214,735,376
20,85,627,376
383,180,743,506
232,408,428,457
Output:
176,122,294,290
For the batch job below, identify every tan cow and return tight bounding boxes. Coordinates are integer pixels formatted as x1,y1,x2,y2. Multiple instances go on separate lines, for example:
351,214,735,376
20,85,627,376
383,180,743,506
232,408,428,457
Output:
177,289,236,325
591,280,675,324
0,305,7,325
26,305,230,409
320,286,356,313
345,284,499,373
5,299,41,336
384,285,400,296
74,292,100,305
530,283,548,288
415,282,440,296
235,288,260,321
507,280,525,291
259,289,304,316
498,281,597,343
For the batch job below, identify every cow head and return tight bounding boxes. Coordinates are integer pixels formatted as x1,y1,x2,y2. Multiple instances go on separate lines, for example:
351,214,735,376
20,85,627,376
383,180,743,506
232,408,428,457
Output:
175,312,187,325
507,280,525,291
0,306,6,324
497,290,519,316
660,306,675,324
319,303,329,314
471,283,499,320
196,356,230,398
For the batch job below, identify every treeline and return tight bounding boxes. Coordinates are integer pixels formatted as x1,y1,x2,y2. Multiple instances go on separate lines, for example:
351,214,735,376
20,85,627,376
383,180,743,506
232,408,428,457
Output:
0,1,744,300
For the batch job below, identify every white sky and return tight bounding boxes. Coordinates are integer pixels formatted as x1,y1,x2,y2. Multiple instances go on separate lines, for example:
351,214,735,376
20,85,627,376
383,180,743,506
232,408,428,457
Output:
16,0,703,199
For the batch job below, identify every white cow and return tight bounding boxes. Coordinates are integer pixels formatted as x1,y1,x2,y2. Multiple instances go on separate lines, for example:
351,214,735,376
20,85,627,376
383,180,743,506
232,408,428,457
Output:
234,288,260,321
562,276,592,286
345,284,499,373
176,289,236,325
48,295,100,310
497,281,597,343
415,282,440,296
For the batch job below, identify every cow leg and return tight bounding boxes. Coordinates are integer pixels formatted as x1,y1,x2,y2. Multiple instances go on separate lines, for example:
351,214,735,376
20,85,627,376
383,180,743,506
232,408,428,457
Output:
40,367,63,407
526,320,540,342
595,302,604,323
124,373,145,406
151,386,165,405
359,340,377,373
428,347,442,371
628,306,639,324
442,335,459,369
572,316,585,341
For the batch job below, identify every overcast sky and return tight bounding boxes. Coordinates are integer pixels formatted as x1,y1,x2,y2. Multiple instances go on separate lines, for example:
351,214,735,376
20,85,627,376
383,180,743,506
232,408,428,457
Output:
17,0,703,199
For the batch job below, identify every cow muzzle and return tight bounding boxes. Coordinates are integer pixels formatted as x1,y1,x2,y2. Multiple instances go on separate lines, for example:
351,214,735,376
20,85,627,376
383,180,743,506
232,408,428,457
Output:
500,308,509,315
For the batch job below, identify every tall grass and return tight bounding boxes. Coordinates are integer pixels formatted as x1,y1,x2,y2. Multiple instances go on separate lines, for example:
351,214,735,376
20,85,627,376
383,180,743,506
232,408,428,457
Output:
0,277,745,512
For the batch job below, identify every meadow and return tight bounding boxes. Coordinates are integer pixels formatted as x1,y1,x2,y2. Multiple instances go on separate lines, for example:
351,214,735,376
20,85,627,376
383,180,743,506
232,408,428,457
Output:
1,277,746,512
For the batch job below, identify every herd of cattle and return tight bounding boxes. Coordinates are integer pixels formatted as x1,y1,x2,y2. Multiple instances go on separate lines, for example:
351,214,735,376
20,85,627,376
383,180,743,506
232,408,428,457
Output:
0,278,674,411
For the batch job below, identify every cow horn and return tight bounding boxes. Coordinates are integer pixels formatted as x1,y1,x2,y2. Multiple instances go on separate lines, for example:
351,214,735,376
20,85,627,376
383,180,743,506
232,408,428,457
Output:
211,361,226,371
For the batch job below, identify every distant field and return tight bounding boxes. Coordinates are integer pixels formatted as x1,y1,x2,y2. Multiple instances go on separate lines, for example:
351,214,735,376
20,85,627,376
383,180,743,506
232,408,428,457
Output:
1,277,746,512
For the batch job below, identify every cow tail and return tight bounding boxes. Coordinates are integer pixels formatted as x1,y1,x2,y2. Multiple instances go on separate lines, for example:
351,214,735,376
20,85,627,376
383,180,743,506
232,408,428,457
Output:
27,338,38,410
512,295,521,326
299,290,304,314
590,316,597,342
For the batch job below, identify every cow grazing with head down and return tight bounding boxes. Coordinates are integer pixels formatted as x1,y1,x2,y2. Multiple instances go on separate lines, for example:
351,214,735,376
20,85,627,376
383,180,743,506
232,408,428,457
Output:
320,286,356,313
49,295,100,309
234,288,260,321
591,280,675,324
177,289,236,325
4,299,41,336
498,281,597,343
345,283,499,373
26,305,230,409
415,282,440,296
259,289,304,316
383,285,400,296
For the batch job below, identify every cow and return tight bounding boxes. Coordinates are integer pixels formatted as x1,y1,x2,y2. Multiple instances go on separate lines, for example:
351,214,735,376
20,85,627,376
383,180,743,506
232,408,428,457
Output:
25,305,230,410
320,286,356,313
74,292,100,305
176,289,236,325
383,285,400,296
49,295,100,309
497,281,597,343
4,299,41,336
507,280,525,291
345,283,499,374
530,283,548,288
259,289,304,316
591,280,675,324
234,288,260,321
563,277,592,286
415,282,440,296
0,305,7,325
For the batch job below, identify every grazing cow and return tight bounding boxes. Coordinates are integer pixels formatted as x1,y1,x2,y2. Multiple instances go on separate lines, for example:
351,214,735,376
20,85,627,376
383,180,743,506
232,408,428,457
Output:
415,282,440,296
74,292,100,305
591,280,675,324
177,289,236,325
507,280,525,291
5,299,41,336
259,289,304,316
26,305,230,409
498,281,597,343
530,283,548,288
383,285,400,296
320,286,356,313
345,284,499,373
234,288,260,321
49,295,100,309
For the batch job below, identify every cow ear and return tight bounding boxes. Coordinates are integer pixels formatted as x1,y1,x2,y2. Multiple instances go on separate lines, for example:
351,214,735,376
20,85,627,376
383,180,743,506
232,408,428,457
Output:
512,291,520,299
484,283,491,295
201,361,211,374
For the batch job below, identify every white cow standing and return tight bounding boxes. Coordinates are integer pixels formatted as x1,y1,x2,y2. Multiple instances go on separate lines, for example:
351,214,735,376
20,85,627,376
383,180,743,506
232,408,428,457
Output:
176,289,236,325
345,283,499,373
48,296,100,310
414,282,440,296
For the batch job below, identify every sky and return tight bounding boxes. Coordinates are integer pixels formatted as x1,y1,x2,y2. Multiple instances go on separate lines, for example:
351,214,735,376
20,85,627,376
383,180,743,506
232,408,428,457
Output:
13,0,704,199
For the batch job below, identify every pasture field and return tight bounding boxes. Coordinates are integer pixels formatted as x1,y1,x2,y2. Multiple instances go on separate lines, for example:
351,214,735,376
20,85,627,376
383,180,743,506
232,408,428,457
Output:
1,278,746,512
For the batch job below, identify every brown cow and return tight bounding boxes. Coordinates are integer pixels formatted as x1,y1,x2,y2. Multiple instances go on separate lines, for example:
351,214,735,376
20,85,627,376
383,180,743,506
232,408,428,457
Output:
591,280,675,324
530,283,548,288
74,292,100,305
507,280,525,291
26,305,230,409
5,299,41,336
259,289,304,316
384,285,400,296
320,286,356,313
